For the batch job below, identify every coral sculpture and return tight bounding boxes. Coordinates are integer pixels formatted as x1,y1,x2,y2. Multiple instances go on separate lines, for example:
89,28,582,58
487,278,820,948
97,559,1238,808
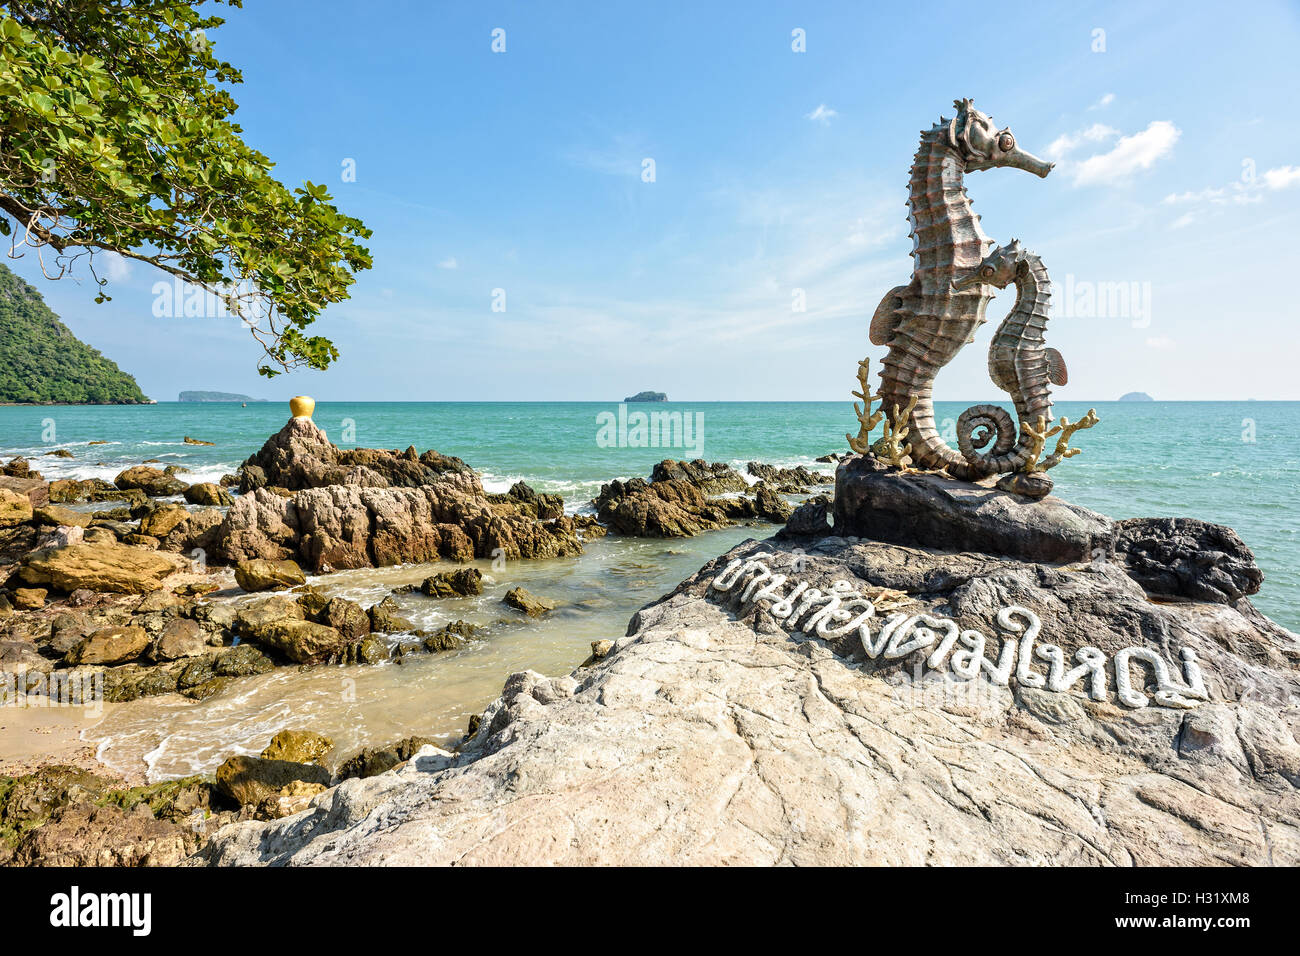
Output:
846,358,886,454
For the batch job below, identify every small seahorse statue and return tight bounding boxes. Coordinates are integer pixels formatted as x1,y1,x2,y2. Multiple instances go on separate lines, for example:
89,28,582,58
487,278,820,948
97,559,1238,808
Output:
948,239,1067,473
871,99,1053,479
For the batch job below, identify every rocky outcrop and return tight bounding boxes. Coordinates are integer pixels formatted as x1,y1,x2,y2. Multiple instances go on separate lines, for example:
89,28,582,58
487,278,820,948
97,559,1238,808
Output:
831,454,1112,563
651,459,748,496
218,485,584,572
1,766,225,867
745,462,830,494
238,416,474,493
11,803,202,866
594,459,819,538
197,496,1299,866
211,417,592,571
594,477,735,537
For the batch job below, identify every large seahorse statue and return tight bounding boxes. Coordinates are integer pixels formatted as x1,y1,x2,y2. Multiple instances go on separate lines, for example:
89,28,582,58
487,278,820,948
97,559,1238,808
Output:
947,239,1068,473
871,99,1053,479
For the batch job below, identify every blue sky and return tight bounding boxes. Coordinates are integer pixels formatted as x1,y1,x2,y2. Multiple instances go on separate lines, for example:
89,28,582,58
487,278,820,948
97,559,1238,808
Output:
9,0,1300,401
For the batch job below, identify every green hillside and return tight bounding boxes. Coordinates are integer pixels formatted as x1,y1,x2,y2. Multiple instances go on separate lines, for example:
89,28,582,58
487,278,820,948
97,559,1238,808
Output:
0,263,148,404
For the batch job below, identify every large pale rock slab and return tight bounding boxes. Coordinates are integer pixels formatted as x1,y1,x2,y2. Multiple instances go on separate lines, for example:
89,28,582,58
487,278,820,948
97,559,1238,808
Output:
196,533,1300,867
20,543,186,593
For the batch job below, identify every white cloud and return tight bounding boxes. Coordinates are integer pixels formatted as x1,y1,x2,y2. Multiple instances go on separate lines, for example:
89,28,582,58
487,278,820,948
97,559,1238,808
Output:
1262,165,1300,190
1069,121,1181,186
99,250,132,282
1162,163,1298,226
1087,93,1116,111
1045,124,1118,160
805,104,838,126
438,257,458,270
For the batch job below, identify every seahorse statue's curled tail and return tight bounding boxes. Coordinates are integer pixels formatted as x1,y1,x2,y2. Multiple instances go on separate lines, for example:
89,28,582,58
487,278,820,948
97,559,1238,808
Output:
871,99,1053,480
948,239,1068,473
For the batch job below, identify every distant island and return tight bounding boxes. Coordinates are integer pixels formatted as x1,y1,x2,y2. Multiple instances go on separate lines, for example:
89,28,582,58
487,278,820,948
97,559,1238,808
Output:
0,262,149,405
624,391,668,403
179,391,267,402
1118,392,1154,402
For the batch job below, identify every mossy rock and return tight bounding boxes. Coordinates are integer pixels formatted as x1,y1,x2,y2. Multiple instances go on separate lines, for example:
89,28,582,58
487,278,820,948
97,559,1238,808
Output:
261,730,333,766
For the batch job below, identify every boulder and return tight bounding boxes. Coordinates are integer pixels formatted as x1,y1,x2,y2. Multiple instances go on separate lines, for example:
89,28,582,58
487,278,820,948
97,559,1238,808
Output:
184,482,233,507
139,503,190,538
33,504,94,528
782,494,833,537
235,557,306,592
503,586,556,617
261,729,334,765
336,735,437,781
66,625,150,665
421,619,477,653
258,781,328,820
0,486,33,527
159,507,224,554
252,619,348,664
421,567,483,597
235,595,305,639
218,484,581,572
12,587,46,610
322,596,370,641
114,465,188,497
752,482,793,522
0,475,48,509
368,596,413,634
831,454,1113,563
1115,517,1263,604
151,618,208,661
355,636,388,664
20,543,184,594
214,755,331,807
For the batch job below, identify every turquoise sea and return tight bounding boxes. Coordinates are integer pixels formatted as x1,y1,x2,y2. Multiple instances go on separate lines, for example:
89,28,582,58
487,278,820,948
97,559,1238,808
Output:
1,400,1296,630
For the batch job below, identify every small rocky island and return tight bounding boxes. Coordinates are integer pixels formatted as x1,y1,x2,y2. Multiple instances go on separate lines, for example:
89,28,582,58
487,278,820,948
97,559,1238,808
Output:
1118,391,1154,402
623,390,667,402
178,391,265,403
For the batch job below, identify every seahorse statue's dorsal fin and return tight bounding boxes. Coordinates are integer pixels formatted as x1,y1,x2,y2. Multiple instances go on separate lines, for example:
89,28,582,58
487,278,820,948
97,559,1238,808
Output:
1046,347,1068,386
871,284,912,345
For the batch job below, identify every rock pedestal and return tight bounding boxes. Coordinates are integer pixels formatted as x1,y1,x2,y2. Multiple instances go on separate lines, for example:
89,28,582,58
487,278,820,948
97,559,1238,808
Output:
830,454,1112,563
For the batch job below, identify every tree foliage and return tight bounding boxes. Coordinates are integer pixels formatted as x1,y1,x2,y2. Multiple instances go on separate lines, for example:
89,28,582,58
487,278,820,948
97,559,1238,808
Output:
0,260,147,403
0,0,372,376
